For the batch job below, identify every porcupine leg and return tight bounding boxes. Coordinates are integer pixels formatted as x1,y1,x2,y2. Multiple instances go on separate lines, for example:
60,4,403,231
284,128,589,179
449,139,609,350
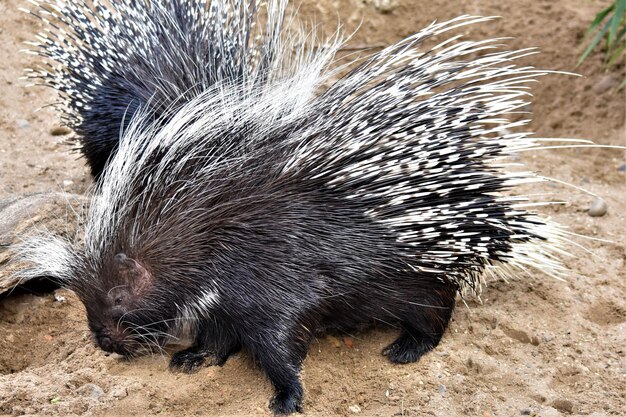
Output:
264,353,305,415
245,322,314,415
383,287,456,364
169,321,241,373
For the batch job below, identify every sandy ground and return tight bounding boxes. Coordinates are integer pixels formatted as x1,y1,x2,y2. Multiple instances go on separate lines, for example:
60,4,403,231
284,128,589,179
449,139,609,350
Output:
0,0,625,416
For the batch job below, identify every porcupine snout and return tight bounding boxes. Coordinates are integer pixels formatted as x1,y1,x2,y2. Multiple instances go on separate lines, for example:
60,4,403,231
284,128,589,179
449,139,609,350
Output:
95,334,116,353
90,321,135,356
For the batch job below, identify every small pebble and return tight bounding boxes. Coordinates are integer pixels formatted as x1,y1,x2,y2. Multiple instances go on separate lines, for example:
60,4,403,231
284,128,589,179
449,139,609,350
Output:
50,126,72,136
348,404,361,413
110,386,128,398
63,180,74,187
618,164,626,173
588,198,607,217
16,119,30,129
438,384,446,394
373,0,398,13
550,399,574,414
592,75,617,94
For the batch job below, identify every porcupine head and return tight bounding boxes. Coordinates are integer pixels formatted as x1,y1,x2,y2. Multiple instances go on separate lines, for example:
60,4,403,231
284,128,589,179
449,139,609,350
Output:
83,252,157,355
12,233,169,356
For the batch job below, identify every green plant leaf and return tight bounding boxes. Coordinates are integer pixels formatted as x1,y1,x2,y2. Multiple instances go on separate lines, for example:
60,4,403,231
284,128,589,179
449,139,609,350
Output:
584,4,614,38
608,41,626,66
608,0,625,45
578,18,613,65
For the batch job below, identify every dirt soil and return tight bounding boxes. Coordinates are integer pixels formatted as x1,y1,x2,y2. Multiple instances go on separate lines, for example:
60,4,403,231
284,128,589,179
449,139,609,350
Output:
0,0,625,416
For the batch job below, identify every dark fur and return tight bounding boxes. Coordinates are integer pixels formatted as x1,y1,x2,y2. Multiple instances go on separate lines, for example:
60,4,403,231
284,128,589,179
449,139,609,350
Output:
71,149,458,414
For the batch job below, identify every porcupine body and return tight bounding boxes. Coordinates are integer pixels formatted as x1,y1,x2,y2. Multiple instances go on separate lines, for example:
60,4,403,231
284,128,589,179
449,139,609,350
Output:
23,0,304,178
17,6,571,416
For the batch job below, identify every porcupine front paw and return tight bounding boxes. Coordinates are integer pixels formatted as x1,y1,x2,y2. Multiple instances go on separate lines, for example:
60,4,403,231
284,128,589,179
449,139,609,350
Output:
382,332,435,364
169,349,209,373
269,387,303,415
169,346,238,372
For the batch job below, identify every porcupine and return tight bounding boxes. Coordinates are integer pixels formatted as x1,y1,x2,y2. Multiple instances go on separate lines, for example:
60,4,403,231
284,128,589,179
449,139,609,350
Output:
22,0,307,178
16,2,585,415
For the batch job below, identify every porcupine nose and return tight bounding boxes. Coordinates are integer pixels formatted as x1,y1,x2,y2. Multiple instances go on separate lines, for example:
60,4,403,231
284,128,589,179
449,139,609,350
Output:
98,335,114,352
96,333,131,355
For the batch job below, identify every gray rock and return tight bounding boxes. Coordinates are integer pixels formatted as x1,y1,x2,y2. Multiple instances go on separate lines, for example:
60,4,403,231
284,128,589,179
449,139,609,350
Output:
76,383,105,400
16,119,30,129
0,193,88,295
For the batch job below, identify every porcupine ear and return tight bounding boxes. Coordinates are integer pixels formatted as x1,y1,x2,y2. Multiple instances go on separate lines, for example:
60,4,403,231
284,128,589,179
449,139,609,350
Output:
113,253,153,295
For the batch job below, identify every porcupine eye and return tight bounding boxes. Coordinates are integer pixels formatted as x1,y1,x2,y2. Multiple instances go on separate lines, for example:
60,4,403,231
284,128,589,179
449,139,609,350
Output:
108,286,129,305
107,286,130,321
